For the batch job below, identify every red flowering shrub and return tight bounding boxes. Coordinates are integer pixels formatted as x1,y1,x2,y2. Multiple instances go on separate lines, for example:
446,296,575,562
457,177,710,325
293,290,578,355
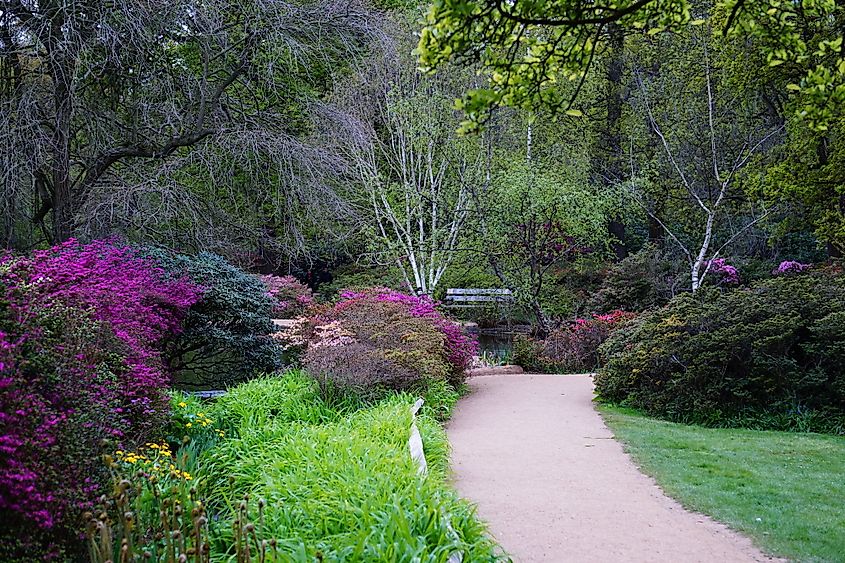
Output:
0,240,199,560
513,310,636,373
260,274,314,318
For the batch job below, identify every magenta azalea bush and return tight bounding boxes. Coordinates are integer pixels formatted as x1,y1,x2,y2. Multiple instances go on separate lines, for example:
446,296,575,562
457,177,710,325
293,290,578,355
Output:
260,274,314,317
0,240,199,559
706,258,740,285
774,260,811,275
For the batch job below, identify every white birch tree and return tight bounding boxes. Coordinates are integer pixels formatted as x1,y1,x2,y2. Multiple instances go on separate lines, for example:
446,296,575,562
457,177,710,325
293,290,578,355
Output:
632,46,783,291
333,35,485,296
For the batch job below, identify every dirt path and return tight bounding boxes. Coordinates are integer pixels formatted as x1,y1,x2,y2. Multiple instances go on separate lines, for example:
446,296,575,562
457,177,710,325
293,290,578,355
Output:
447,375,780,563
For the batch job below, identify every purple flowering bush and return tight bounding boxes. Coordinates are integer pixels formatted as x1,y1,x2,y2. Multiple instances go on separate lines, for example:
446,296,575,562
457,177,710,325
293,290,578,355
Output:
260,274,314,318
774,260,811,275
0,240,199,559
706,258,740,285
289,288,476,406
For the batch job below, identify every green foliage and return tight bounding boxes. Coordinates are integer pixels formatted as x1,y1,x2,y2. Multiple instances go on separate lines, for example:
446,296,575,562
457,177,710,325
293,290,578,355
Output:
481,162,612,330
210,373,347,429
510,335,548,373
596,268,845,432
602,406,845,562
143,249,282,388
764,118,845,252
418,0,843,131
86,449,207,563
199,374,506,562
316,263,406,300
590,244,678,313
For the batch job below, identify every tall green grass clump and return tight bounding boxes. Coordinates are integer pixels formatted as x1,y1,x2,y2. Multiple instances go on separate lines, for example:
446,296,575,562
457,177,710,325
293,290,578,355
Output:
201,373,505,562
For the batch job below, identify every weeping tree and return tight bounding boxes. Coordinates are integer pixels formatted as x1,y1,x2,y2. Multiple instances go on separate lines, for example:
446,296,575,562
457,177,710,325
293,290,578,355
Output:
0,0,381,251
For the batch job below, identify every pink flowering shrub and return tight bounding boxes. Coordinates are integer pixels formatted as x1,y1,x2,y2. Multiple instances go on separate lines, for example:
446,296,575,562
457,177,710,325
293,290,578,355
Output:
288,288,477,400
774,260,811,276
0,240,199,559
260,274,314,318
706,258,740,285
338,288,478,376
515,310,636,373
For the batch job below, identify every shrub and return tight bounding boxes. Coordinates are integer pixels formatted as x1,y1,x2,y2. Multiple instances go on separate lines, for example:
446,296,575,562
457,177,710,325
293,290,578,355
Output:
142,249,282,388
340,288,478,377
291,289,476,403
511,334,546,372
541,311,636,373
774,260,811,275
705,258,740,285
590,244,677,313
595,269,845,433
0,240,198,560
260,274,314,317
300,297,454,402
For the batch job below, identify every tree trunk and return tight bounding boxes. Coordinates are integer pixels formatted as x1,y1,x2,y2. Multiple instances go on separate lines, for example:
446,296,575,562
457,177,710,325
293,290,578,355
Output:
602,25,628,260
48,39,76,242
531,300,550,339
608,218,627,260
647,214,664,246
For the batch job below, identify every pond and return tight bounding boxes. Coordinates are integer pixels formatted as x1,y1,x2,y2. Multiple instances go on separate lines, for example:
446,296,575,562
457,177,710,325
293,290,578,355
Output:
473,327,532,363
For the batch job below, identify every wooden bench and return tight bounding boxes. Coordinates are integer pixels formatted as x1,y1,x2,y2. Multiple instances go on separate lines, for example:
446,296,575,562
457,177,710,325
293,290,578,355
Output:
444,288,514,308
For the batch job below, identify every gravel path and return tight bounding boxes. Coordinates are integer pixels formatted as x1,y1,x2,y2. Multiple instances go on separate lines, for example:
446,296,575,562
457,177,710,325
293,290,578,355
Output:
447,375,781,563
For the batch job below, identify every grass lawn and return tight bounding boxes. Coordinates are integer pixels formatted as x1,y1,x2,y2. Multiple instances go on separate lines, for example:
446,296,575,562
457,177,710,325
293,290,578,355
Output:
599,406,845,563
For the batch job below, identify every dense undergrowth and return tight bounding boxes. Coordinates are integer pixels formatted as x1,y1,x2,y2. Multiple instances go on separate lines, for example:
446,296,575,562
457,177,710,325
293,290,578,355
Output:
595,267,845,434
88,373,506,562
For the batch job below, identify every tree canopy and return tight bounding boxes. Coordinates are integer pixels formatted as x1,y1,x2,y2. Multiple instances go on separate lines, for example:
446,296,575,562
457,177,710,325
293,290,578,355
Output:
418,0,845,131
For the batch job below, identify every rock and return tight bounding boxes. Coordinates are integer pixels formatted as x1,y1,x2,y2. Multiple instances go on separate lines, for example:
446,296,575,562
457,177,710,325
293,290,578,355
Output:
466,365,525,377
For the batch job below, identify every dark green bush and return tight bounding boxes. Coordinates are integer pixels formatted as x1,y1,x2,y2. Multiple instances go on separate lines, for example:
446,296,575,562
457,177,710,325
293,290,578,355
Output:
590,244,679,313
142,249,282,388
595,268,845,433
510,334,547,372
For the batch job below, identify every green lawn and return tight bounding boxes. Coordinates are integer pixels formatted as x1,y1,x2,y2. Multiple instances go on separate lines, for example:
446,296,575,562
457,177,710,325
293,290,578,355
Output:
599,406,845,563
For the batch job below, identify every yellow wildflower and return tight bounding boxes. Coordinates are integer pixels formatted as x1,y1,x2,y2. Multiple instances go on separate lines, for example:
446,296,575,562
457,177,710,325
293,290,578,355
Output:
178,401,187,408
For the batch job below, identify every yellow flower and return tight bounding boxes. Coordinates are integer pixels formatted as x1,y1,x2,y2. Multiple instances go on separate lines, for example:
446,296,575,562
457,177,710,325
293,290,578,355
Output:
185,422,192,428
178,401,187,408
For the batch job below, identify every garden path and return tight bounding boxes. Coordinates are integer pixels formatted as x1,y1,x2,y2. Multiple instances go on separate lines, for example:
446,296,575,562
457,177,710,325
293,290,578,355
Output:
447,375,781,562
